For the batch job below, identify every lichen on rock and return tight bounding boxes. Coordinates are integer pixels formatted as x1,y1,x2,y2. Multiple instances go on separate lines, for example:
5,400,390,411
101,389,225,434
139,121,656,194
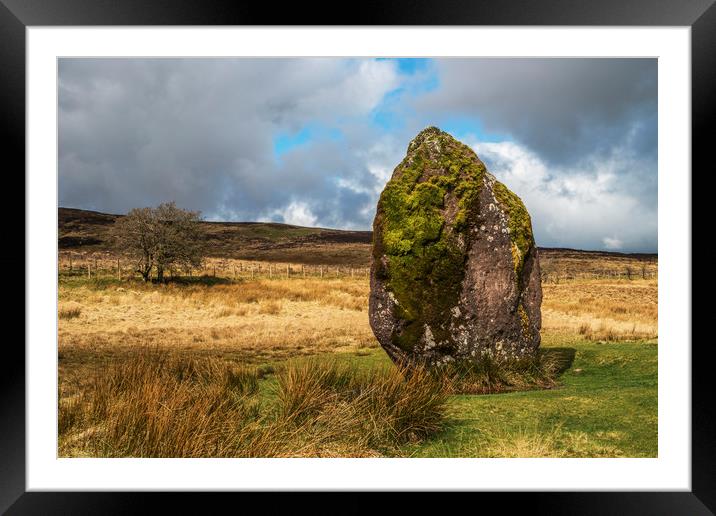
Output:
369,127,542,367
492,179,534,278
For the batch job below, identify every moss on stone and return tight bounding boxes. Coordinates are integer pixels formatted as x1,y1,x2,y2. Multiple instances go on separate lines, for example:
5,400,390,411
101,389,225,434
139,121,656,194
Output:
374,128,486,352
492,181,534,277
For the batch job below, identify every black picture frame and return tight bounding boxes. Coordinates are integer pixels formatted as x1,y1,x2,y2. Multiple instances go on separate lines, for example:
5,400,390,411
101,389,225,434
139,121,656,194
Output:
2,0,707,513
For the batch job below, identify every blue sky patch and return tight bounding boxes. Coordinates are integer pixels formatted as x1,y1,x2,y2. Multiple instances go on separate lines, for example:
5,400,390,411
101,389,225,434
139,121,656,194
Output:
273,125,344,160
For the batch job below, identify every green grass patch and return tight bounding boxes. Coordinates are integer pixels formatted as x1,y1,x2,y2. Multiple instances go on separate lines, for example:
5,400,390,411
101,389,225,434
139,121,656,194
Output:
404,339,657,457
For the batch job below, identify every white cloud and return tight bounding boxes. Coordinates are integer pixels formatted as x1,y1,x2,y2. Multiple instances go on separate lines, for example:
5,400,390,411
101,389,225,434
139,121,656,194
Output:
603,237,623,250
468,139,656,252
275,201,318,227
296,59,400,119
358,137,406,193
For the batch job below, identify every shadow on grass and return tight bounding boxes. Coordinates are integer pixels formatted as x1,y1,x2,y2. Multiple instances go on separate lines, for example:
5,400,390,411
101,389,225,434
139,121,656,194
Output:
542,347,577,375
58,273,235,288
164,275,233,286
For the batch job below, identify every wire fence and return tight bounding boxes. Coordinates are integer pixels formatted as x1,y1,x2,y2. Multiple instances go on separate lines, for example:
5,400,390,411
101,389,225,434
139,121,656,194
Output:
58,251,657,283
540,269,658,283
58,252,370,281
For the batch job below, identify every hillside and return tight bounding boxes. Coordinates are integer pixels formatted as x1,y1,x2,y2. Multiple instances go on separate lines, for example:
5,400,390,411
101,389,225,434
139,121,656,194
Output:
58,207,657,272
59,207,372,266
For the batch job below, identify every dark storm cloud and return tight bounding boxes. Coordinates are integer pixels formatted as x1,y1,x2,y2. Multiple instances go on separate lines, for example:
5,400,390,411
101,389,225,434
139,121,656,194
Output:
416,58,657,167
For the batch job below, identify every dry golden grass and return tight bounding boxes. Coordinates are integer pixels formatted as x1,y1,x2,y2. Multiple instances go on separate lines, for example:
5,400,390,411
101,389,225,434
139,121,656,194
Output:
539,250,657,280
59,278,375,364
58,271,658,374
59,275,656,363
542,278,657,340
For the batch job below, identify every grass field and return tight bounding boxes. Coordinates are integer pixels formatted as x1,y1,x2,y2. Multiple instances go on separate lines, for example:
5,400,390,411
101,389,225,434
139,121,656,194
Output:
58,265,658,458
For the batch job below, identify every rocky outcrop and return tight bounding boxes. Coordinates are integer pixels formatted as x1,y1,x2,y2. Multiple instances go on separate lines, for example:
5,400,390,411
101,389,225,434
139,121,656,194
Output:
369,127,542,367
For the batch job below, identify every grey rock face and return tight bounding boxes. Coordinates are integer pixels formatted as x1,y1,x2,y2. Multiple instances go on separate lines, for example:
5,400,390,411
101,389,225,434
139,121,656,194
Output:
369,127,542,367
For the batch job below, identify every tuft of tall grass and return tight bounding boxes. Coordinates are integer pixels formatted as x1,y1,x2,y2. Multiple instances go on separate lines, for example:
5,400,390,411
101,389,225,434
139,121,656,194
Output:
274,358,449,455
583,324,654,342
58,395,84,436
58,302,82,320
59,350,266,457
578,323,592,336
276,359,355,422
355,364,448,445
432,352,560,395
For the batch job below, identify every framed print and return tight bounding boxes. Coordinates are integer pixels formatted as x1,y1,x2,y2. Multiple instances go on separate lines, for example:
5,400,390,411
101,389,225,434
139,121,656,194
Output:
2,0,710,513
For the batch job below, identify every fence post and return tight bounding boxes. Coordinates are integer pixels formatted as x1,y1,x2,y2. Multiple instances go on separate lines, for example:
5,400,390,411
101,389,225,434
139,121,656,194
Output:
117,258,121,280
320,265,323,278
269,264,272,279
69,254,73,272
286,264,290,279
302,264,305,279
87,262,91,279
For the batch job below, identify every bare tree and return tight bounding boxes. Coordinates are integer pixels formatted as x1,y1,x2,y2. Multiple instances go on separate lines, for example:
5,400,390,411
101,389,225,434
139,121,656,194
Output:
111,207,156,281
112,202,205,281
152,202,204,281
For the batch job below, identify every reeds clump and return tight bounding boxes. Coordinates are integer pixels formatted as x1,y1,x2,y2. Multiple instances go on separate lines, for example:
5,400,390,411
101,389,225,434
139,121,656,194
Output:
71,351,265,457
59,351,449,458
274,358,448,453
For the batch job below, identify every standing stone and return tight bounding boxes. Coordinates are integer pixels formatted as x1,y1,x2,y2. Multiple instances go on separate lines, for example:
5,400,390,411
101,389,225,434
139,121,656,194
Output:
369,127,541,367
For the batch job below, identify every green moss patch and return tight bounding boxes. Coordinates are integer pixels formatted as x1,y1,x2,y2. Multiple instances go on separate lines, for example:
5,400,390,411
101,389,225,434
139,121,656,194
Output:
374,128,486,352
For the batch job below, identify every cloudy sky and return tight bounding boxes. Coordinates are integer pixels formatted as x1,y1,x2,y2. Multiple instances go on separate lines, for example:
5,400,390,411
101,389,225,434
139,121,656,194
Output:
59,58,657,252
